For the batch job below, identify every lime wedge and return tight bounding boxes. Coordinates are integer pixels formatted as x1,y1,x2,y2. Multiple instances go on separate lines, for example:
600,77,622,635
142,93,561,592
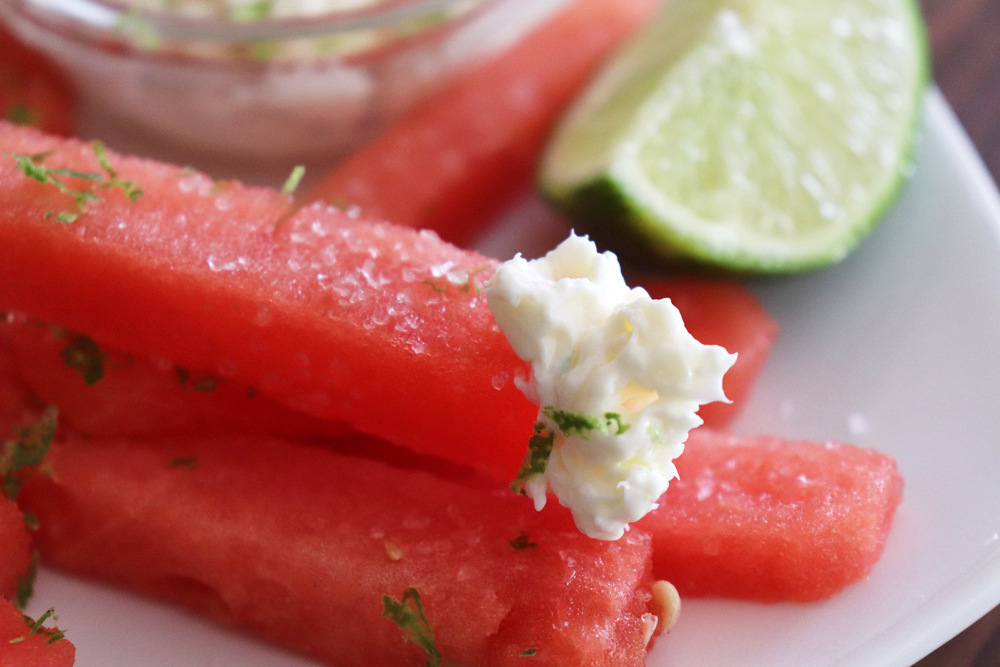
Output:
539,0,928,273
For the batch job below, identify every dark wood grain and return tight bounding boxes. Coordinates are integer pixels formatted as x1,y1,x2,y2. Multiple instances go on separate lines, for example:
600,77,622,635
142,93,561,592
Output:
910,1,1000,664
922,0,1000,184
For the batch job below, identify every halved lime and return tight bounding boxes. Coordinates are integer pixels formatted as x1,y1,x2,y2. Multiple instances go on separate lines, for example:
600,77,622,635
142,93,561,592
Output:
539,0,928,273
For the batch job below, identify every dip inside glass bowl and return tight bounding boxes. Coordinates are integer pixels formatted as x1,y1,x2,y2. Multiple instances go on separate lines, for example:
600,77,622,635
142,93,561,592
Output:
0,0,568,181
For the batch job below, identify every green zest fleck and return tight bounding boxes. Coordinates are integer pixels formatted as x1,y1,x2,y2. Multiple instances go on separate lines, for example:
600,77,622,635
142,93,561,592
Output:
22,512,39,531
281,165,306,195
421,279,447,293
93,141,144,202
509,532,537,550
327,195,350,210
1,406,57,500
169,457,198,469
15,552,39,609
381,588,441,667
229,0,273,21
510,410,631,497
60,334,106,385
6,102,37,126
542,407,630,438
421,265,492,296
176,367,221,393
543,407,602,437
192,378,218,392
604,412,631,435
6,151,102,222
519,648,539,657
10,607,66,645
5,144,142,223
510,422,554,496
252,40,281,62
115,8,161,50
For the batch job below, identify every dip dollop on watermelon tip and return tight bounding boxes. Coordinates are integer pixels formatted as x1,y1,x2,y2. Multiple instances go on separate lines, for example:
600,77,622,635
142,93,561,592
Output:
484,233,736,540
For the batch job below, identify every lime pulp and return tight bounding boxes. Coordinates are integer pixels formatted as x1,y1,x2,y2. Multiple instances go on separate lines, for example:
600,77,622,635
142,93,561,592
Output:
539,0,929,273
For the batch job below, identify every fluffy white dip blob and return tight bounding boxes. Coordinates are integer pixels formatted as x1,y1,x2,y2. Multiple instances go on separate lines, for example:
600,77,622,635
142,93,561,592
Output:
484,233,737,540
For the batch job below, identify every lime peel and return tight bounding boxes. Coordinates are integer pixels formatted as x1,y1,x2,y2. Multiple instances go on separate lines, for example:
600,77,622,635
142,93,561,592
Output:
540,0,929,273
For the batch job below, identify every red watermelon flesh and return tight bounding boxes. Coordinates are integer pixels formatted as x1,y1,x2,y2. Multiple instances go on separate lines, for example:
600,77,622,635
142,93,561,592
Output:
639,428,904,602
18,434,658,667
0,125,536,480
0,597,75,667
0,26,74,137
0,328,39,439
0,498,32,604
640,279,779,429
2,317,354,440
307,0,658,246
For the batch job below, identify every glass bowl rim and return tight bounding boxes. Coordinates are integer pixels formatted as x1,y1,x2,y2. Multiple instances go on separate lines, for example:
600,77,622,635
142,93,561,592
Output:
1,0,491,42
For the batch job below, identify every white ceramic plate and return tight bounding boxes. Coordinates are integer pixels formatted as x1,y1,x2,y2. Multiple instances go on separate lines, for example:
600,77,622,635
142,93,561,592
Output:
24,88,1000,667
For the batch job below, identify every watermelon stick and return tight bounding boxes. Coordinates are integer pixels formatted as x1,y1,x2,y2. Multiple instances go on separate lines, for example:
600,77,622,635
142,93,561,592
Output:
1,277,776,439
18,434,666,667
0,25,75,137
305,0,658,247
0,124,536,480
0,497,32,605
0,598,75,666
2,405,59,608
1,318,355,440
0,329,39,440
640,429,905,603
637,279,779,429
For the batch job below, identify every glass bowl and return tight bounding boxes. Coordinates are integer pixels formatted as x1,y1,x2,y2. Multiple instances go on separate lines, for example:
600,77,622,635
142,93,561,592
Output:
0,0,569,181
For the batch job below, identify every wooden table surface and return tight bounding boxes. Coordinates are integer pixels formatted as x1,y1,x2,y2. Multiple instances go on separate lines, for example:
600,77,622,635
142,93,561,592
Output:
910,2,1000,665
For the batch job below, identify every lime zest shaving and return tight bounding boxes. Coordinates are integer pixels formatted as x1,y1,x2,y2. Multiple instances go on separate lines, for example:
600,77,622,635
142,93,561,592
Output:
114,8,161,50
510,409,631,496
510,421,554,496
1,406,57,500
5,151,102,222
6,102,37,126
519,648,539,657
509,532,537,550
176,366,222,393
229,0,273,21
15,551,39,609
5,144,142,222
280,165,306,195
93,141,144,203
60,333,107,385
422,280,447,293
10,607,66,645
542,407,631,438
421,264,492,296
381,588,441,667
